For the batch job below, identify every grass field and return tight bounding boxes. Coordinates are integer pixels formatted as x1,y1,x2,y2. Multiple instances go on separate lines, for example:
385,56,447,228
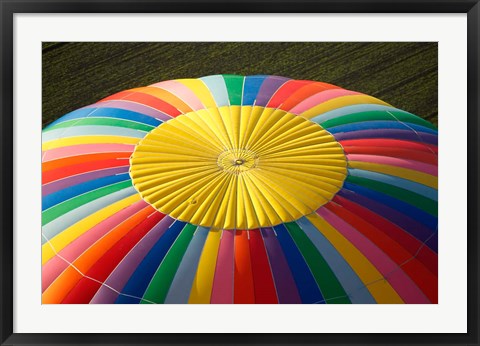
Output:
42,42,437,127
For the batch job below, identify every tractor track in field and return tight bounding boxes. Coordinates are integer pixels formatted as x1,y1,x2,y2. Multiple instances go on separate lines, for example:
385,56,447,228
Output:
42,42,437,128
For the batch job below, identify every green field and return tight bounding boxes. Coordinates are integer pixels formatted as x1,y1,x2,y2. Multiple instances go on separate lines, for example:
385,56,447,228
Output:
42,42,437,127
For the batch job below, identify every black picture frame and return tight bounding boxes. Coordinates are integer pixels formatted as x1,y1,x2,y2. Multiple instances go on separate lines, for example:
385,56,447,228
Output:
1,1,479,345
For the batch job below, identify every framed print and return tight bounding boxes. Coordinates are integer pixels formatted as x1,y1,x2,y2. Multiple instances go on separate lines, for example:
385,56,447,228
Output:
1,1,479,345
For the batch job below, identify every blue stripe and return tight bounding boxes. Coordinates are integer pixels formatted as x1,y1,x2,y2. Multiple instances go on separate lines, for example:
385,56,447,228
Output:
42,173,131,211
343,182,437,231
42,125,147,142
333,128,437,145
44,108,94,129
200,75,230,107
273,224,324,304
348,168,438,201
242,75,268,105
295,217,376,304
164,227,209,303
45,107,162,128
115,221,186,304
41,186,136,244
328,121,437,135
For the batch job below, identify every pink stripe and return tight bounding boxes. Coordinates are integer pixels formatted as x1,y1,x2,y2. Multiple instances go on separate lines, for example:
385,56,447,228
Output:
42,200,149,292
290,89,360,114
317,208,429,303
42,144,135,162
210,230,234,304
347,154,438,176
150,80,204,111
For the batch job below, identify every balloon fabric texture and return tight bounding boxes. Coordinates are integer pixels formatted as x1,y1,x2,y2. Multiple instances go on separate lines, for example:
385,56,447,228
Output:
42,75,438,304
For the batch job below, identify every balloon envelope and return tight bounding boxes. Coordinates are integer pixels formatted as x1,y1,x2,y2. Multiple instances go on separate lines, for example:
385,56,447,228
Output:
42,75,438,304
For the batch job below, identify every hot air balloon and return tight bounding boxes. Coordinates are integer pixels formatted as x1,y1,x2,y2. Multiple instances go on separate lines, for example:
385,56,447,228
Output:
41,75,437,304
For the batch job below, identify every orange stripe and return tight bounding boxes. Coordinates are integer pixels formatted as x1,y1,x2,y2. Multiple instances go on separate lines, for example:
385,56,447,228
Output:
100,87,193,114
131,87,194,114
42,159,129,184
42,206,154,304
42,152,131,172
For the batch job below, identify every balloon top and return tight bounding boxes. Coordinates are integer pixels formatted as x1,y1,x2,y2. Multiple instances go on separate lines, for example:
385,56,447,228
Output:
129,105,347,230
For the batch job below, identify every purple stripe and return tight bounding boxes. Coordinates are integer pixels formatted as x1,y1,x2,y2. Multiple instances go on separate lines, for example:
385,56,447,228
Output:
336,189,437,251
42,166,130,196
260,227,301,304
86,100,173,122
255,76,290,107
90,216,175,304
334,129,437,145
426,232,438,250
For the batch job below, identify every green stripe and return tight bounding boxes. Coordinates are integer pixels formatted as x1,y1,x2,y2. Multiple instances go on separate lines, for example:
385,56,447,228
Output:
41,180,132,226
346,175,437,216
317,110,437,130
285,222,351,304
223,74,244,105
141,223,197,304
43,118,155,132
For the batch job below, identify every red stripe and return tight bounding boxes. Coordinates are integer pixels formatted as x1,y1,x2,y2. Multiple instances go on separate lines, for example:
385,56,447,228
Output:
248,230,278,304
100,91,181,117
342,146,437,165
266,80,313,108
340,139,438,154
42,152,131,172
333,195,437,276
61,210,164,304
42,159,129,184
324,202,437,303
233,230,255,304
276,82,340,111
99,90,134,102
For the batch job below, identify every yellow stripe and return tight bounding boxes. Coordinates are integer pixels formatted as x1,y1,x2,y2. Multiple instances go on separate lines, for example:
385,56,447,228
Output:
42,194,141,264
176,79,217,109
188,230,221,303
300,95,391,119
42,136,140,151
177,111,228,149
195,108,234,150
306,213,404,303
348,161,438,189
